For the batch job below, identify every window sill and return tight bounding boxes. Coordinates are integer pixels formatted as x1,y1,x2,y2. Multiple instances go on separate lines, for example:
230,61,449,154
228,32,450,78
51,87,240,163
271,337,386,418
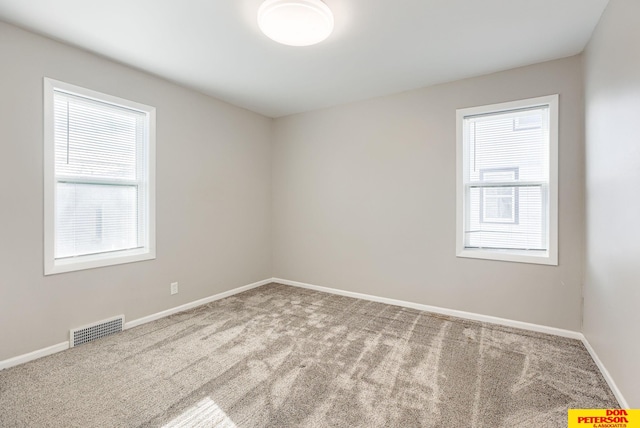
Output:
456,248,557,266
44,247,155,275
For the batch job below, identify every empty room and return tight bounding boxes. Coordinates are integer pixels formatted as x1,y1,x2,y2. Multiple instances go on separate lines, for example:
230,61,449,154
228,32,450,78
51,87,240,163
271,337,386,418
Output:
0,0,638,426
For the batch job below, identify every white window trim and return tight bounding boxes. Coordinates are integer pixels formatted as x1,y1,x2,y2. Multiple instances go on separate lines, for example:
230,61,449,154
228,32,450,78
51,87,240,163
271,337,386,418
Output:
455,95,558,266
44,77,156,275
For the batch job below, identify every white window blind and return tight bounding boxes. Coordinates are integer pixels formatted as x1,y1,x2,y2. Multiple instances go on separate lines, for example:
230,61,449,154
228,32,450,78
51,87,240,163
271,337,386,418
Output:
54,92,147,259
44,78,155,274
456,95,558,265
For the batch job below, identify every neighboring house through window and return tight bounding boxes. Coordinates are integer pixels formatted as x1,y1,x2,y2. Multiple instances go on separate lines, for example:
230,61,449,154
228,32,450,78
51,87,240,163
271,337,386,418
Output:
480,168,519,224
456,95,558,265
44,78,156,274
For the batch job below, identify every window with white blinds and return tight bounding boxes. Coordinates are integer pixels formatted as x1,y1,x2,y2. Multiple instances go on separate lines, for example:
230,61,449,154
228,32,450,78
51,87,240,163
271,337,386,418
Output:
44,78,156,275
456,95,558,265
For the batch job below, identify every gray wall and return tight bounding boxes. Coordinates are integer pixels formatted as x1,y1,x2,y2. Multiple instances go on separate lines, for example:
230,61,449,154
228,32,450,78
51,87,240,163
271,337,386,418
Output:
273,56,585,331
0,21,273,361
583,0,640,408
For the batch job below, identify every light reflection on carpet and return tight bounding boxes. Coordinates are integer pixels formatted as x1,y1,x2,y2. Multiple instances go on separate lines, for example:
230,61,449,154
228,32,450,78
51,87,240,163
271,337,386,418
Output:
163,397,236,428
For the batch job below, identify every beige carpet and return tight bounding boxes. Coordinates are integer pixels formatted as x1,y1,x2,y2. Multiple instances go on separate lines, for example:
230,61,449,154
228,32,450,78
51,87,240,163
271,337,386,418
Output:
0,283,618,427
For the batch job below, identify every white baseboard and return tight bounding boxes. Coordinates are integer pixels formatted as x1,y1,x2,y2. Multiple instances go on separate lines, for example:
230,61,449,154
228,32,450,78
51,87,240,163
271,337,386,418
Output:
124,278,272,330
273,278,583,340
0,278,272,371
0,341,69,371
580,337,629,408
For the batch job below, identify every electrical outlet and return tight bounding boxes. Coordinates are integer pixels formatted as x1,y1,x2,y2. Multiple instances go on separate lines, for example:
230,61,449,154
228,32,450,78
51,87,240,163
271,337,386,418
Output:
170,282,179,295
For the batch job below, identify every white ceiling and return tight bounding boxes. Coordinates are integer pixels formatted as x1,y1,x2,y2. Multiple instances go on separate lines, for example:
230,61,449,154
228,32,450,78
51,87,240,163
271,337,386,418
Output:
0,0,608,117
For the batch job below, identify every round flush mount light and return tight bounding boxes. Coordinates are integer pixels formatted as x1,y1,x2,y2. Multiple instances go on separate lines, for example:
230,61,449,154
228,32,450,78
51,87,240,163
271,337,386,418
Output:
258,0,334,47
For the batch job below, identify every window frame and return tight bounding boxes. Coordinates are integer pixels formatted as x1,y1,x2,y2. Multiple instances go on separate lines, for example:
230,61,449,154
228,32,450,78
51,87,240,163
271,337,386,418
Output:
44,77,156,275
455,95,558,265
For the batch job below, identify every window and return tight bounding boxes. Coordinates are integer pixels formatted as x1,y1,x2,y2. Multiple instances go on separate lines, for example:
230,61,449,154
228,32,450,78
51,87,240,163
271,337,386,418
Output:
456,95,558,265
44,78,155,274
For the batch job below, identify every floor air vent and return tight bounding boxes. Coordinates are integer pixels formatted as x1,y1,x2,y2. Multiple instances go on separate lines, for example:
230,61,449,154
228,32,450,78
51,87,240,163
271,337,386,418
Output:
70,315,125,347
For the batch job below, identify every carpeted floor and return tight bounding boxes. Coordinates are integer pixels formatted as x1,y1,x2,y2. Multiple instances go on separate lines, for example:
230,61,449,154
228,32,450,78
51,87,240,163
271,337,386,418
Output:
0,283,618,427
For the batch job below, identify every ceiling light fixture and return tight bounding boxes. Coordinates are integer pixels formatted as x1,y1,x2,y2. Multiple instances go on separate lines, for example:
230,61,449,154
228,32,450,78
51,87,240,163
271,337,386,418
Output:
258,0,334,47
